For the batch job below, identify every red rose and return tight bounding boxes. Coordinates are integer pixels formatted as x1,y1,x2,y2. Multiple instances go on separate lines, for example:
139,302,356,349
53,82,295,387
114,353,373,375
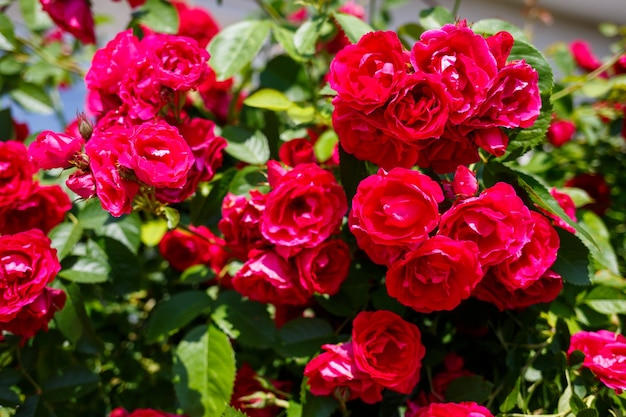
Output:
66,170,97,200
386,236,483,313
28,130,85,170
569,330,626,393
261,163,347,254
278,138,317,167
332,101,419,170
541,188,577,233
469,127,509,157
452,165,478,198
159,226,228,274
113,410,181,417
439,182,533,267
172,0,220,49
0,230,61,323
231,250,311,306
570,40,603,72
0,141,35,212
219,191,269,261
329,31,408,113
565,173,611,216
547,118,576,147
351,310,425,394
486,31,514,69
304,342,384,404
295,239,351,296
0,287,66,339
86,29,140,95
414,127,480,174
349,167,443,266
0,184,71,235
40,0,95,44
408,401,494,417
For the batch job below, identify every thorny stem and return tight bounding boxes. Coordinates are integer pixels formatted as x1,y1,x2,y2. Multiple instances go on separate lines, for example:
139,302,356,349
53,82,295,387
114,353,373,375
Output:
551,49,626,102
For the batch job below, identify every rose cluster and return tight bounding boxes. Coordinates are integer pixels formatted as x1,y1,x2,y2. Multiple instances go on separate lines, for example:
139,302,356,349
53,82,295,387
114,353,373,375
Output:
219,162,350,305
329,21,541,173
28,29,227,217
349,166,562,313
304,310,425,403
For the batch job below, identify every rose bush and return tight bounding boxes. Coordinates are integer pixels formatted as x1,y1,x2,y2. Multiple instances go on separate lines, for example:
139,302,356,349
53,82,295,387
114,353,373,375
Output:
0,0,625,416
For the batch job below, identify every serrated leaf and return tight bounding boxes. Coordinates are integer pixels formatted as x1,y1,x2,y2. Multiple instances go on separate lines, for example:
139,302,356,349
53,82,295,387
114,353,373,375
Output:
277,318,335,358
244,88,293,111
222,405,249,417
10,83,54,114
59,256,110,283
287,401,303,417
133,0,179,34
211,290,277,349
208,20,271,80
42,366,99,402
583,286,626,315
0,14,16,51
509,39,554,95
173,325,236,417
419,7,454,31
333,12,374,43
272,24,305,62
48,222,83,261
222,126,270,165
77,199,109,229
505,96,552,159
444,375,493,403
294,16,326,56
98,213,142,254
146,291,212,344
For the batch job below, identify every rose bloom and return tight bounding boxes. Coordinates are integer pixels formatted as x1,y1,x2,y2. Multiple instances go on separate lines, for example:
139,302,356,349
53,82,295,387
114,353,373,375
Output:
172,0,220,49
159,226,228,274
0,287,66,339
386,236,483,313
28,130,85,170
384,73,450,142
411,21,497,124
0,230,61,323
260,163,347,253
329,31,408,113
66,169,97,200
332,101,419,170
141,34,210,91
231,249,311,306
279,138,317,167
486,31,514,69
411,353,474,407
85,29,139,95
472,269,563,311
304,342,384,404
415,128,480,174
109,409,181,417
469,127,509,157
295,238,351,296
565,173,611,216
40,0,95,44
439,182,533,267
452,165,478,198
352,310,425,394
407,401,495,417
349,167,444,266
570,40,603,72
120,120,193,189
219,191,269,261
541,188,577,233
0,141,35,212
118,55,166,120
547,118,576,147
569,330,626,393
0,184,71,235
231,363,292,417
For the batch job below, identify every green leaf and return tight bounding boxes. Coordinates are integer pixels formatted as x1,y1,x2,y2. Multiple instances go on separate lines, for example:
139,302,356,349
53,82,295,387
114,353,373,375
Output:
333,12,374,43
77,199,109,229
180,264,216,285
146,291,212,344
277,318,335,358
244,88,293,111
162,206,180,229
294,16,326,56
59,256,110,284
229,165,267,195
48,222,84,261
141,218,168,247
211,290,277,349
208,20,271,80
191,168,237,225
509,39,554,95
0,370,21,407
42,366,99,402
313,130,338,163
173,325,236,417
9,83,54,114
419,7,454,30
132,0,179,34
471,19,530,42
222,405,249,417
54,282,104,353
14,395,40,417
444,375,493,403
579,211,620,275
222,126,270,165
301,391,337,417
552,228,592,286
98,213,142,254
0,14,16,51
18,0,52,32
339,145,368,206
505,96,552,159
499,378,521,413
287,401,303,417
583,286,626,315
272,24,305,62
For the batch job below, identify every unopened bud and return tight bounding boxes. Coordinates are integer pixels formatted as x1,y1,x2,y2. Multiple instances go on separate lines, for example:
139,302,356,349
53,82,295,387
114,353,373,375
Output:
77,112,93,140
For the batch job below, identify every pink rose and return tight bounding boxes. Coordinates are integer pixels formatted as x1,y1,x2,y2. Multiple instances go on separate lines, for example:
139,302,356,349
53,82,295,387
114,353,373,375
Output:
547,118,576,147
28,130,84,170
349,167,444,265
0,184,71,235
0,230,61,323
414,128,480,174
469,127,509,157
231,250,311,306
332,101,419,170
159,226,228,274
172,0,220,49
452,165,478,198
0,141,35,212
66,170,97,200
261,163,347,253
352,310,425,394
279,138,317,167
486,31,514,69
304,342,384,404
295,239,351,296
40,0,95,44
219,191,269,261
386,236,483,313
329,31,408,113
408,401,494,417
569,330,626,393
121,120,193,189
570,40,603,72
411,21,497,124
0,287,66,339
542,188,577,233
439,182,533,267
118,56,165,120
